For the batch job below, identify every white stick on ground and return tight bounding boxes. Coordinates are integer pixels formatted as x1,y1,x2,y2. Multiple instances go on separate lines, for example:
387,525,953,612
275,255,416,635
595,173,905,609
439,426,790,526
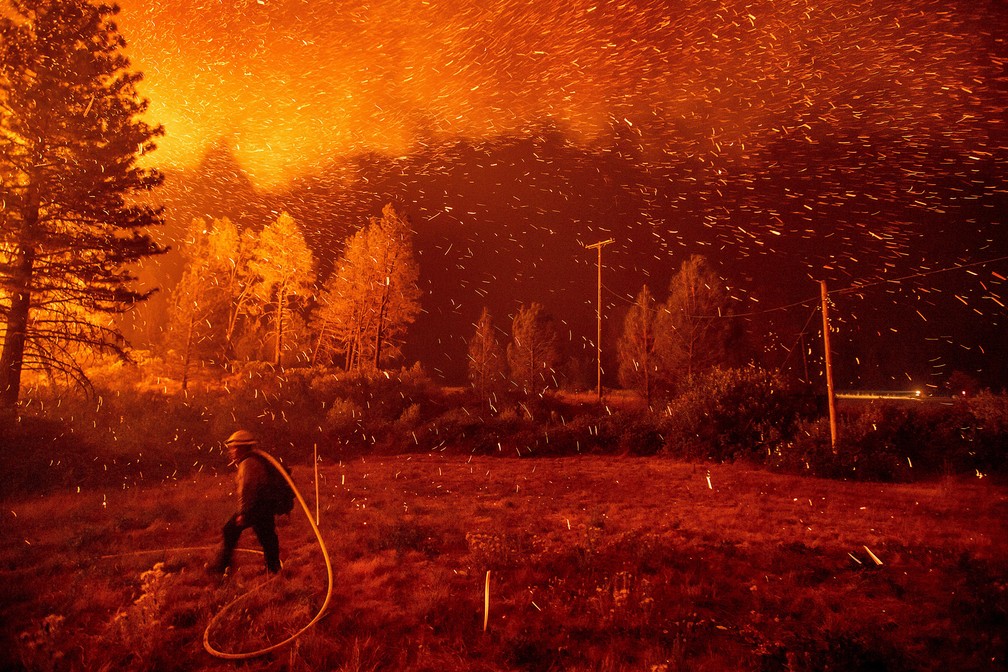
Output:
484,570,491,632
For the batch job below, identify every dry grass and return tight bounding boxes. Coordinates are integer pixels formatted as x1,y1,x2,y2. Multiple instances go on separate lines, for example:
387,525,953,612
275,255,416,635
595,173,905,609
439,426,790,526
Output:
2,455,1006,671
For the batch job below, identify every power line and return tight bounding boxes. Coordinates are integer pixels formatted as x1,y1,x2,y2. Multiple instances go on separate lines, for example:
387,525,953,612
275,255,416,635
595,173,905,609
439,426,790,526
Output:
601,283,636,305
603,255,1008,320
779,305,821,373
831,254,1008,296
749,255,1008,316
773,255,1008,320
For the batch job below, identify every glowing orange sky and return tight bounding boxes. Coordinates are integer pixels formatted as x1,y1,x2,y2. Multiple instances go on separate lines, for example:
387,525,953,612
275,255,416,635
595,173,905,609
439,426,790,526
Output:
93,0,1008,384
115,0,1002,194
117,0,634,187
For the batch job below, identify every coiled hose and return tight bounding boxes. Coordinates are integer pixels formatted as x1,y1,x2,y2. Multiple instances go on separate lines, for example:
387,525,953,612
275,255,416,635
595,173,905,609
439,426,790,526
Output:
203,448,333,659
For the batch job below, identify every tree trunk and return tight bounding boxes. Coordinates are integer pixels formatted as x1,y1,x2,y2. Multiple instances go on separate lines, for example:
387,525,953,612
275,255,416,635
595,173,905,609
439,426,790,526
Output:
0,189,39,416
312,313,329,366
181,306,195,392
273,286,285,367
225,282,251,364
346,309,361,372
350,306,363,372
373,288,389,371
0,270,32,413
643,321,652,407
478,350,486,405
528,341,536,397
647,295,655,405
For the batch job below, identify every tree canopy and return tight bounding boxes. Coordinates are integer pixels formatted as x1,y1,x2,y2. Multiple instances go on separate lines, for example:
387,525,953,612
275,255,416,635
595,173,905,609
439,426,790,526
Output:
507,302,561,397
468,306,506,406
0,0,165,412
314,204,421,372
618,284,660,405
655,254,738,390
249,212,316,366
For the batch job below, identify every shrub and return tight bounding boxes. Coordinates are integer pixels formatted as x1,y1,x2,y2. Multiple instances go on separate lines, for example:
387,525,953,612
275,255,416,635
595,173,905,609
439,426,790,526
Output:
615,414,664,456
540,412,663,456
779,397,1008,481
16,352,1005,490
659,367,816,462
771,417,837,478
782,412,913,482
324,398,365,436
832,404,918,481
415,407,531,454
966,392,1008,473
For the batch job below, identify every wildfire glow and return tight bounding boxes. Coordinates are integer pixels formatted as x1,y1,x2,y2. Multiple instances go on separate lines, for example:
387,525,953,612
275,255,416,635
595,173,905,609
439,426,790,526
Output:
117,0,1004,189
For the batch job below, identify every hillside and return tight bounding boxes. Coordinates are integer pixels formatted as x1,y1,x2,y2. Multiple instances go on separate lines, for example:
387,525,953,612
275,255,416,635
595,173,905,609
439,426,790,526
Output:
128,127,1008,389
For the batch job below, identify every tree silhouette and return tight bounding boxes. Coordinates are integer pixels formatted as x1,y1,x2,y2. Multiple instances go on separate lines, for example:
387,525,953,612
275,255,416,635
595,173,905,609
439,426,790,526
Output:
249,213,316,366
314,225,369,369
468,307,506,407
168,219,215,389
618,284,660,405
367,205,420,369
655,254,737,389
0,0,165,413
214,220,259,364
507,302,561,397
315,204,420,372
167,217,253,384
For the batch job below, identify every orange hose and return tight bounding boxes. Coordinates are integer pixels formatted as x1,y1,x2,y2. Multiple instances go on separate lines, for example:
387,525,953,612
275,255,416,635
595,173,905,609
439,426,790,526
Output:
202,448,333,659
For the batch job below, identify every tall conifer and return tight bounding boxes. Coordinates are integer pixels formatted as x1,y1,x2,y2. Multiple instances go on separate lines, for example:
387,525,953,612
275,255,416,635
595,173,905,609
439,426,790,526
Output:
0,0,165,411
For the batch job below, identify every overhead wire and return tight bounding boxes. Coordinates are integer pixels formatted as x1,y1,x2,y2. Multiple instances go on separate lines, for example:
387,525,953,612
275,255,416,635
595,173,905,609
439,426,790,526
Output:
830,254,1008,296
595,255,1007,374
599,254,1008,320
779,305,822,373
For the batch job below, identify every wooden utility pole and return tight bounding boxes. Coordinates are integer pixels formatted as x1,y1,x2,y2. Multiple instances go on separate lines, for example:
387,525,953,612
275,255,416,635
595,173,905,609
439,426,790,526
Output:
586,239,615,404
820,280,838,452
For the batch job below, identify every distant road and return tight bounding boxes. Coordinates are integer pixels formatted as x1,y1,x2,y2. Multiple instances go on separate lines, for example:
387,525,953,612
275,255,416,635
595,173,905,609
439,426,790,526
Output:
837,391,964,407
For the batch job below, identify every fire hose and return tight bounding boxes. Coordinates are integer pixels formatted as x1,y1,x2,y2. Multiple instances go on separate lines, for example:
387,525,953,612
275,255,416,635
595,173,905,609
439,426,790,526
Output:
202,447,333,659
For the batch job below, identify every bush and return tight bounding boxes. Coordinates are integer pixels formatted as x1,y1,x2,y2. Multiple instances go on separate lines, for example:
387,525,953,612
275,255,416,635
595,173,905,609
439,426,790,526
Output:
779,397,1008,481
778,414,911,482
416,406,534,455
615,413,665,456
309,363,440,438
659,367,816,462
11,362,450,489
324,398,366,436
966,392,1008,473
541,412,663,456
832,404,919,481
14,354,1006,491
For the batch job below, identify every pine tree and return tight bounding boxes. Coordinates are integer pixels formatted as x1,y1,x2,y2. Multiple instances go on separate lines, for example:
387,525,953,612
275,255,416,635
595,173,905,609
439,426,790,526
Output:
216,221,259,364
506,302,561,397
248,212,316,367
314,204,420,372
168,219,213,390
167,217,248,384
655,254,736,389
468,307,505,407
0,0,165,412
617,284,659,405
366,204,421,369
315,225,370,370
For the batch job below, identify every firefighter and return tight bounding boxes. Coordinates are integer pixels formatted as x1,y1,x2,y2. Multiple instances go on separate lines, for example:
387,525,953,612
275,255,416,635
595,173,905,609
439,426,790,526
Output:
208,430,281,575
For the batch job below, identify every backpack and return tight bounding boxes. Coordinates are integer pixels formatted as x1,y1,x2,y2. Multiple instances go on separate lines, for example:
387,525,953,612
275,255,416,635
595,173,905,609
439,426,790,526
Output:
262,458,295,516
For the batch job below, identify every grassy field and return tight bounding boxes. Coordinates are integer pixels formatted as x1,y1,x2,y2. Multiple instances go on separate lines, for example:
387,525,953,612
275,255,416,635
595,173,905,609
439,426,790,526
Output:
2,454,1005,671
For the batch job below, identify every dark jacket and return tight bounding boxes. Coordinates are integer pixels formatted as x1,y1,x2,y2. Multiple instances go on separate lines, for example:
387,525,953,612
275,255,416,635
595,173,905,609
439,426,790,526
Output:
236,454,273,517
